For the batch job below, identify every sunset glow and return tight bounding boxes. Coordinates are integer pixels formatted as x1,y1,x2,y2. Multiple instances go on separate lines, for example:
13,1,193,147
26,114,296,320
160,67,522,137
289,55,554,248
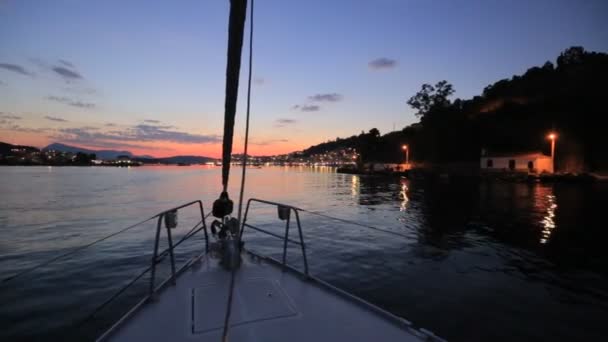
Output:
2,0,607,158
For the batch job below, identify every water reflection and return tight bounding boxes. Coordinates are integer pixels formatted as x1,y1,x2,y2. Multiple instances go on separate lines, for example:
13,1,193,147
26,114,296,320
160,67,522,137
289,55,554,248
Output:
351,175,359,198
531,185,558,245
3,167,608,342
399,179,409,212
540,194,557,244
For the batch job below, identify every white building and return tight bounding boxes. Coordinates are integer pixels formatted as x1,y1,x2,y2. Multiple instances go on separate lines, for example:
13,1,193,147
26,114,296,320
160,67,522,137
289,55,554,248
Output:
480,152,553,173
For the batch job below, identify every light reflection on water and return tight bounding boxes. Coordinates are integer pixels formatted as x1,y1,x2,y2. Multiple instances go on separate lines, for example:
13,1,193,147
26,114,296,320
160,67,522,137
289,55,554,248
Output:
351,174,359,198
0,166,607,342
399,178,409,211
540,194,557,244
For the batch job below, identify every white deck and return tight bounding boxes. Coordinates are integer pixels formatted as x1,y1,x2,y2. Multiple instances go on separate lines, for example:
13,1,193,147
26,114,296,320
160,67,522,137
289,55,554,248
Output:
99,252,442,341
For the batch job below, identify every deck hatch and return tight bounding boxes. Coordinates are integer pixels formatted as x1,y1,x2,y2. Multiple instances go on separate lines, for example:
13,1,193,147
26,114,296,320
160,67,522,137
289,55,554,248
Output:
192,278,297,334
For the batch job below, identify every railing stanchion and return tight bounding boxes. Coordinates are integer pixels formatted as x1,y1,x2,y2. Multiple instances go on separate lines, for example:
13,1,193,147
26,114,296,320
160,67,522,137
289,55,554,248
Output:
240,199,252,238
166,221,177,285
282,214,291,267
240,199,309,276
198,201,209,254
149,214,163,297
293,209,309,277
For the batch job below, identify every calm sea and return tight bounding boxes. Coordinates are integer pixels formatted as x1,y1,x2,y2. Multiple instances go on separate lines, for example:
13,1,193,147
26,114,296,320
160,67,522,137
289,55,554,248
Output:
1,166,607,341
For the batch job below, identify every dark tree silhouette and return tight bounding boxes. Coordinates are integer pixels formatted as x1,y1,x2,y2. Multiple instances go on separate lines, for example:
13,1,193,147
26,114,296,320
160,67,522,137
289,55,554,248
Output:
74,152,95,165
406,80,455,118
557,46,586,67
300,47,608,171
368,128,380,137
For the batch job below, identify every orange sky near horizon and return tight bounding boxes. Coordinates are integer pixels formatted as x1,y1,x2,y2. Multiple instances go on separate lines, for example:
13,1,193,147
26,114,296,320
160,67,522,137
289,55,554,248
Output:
4,1,605,159
0,127,311,158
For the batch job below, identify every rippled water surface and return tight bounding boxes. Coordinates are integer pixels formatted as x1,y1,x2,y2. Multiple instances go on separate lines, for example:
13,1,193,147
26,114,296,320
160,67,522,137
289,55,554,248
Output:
1,166,607,341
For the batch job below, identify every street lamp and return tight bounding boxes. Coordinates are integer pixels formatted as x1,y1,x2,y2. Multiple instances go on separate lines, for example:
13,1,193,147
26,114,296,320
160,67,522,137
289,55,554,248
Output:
547,133,557,173
402,144,409,165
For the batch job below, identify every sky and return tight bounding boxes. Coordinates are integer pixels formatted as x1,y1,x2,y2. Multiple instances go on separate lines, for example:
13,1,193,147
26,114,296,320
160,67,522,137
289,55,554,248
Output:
1,0,607,158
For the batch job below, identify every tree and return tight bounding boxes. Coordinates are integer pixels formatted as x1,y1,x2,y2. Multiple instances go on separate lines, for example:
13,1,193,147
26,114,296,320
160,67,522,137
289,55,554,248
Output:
407,80,455,118
368,128,380,137
557,46,586,68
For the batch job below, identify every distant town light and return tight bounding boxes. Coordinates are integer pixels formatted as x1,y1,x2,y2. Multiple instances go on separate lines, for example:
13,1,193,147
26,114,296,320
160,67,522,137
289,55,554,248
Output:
402,144,408,150
548,133,557,140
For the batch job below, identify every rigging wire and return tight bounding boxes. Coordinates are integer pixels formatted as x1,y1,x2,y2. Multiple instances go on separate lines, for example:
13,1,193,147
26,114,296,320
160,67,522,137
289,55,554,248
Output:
77,219,208,327
1,212,212,285
236,0,254,229
1,215,157,284
299,208,411,239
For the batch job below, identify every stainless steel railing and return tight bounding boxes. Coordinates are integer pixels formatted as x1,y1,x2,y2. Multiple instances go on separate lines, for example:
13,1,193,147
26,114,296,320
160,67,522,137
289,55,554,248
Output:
148,200,209,296
240,198,309,276
81,200,210,328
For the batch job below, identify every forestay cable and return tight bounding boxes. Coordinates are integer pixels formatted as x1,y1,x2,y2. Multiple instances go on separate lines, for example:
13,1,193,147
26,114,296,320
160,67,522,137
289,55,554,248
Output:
213,0,253,342
236,0,254,230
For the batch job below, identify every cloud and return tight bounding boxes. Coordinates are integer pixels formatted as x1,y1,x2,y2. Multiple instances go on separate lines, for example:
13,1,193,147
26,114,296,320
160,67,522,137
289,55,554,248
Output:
142,120,174,129
53,124,221,146
368,57,397,70
63,86,97,95
52,66,82,80
276,118,297,124
254,77,265,85
299,104,320,112
44,115,68,122
69,101,95,108
0,123,49,133
275,118,298,127
58,59,74,68
308,93,343,102
0,113,22,120
53,135,146,150
251,138,289,146
130,124,206,142
293,93,342,110
0,63,32,76
47,95,95,109
105,123,117,127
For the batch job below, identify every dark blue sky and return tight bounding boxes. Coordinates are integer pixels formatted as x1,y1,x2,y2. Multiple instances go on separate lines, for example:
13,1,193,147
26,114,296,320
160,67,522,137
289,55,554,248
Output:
1,0,607,156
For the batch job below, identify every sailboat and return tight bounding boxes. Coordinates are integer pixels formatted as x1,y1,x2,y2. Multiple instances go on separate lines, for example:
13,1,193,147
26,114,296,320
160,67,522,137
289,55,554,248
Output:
94,1,445,341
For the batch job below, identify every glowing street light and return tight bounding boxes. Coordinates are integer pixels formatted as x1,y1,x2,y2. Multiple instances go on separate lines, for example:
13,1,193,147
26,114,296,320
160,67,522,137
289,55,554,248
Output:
402,144,409,165
547,132,557,172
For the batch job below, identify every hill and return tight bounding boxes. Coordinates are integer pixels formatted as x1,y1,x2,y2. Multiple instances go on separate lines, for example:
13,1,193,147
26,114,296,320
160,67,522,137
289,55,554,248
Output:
133,155,216,164
303,47,608,172
0,142,39,155
43,143,143,160
298,46,608,172
44,142,215,164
